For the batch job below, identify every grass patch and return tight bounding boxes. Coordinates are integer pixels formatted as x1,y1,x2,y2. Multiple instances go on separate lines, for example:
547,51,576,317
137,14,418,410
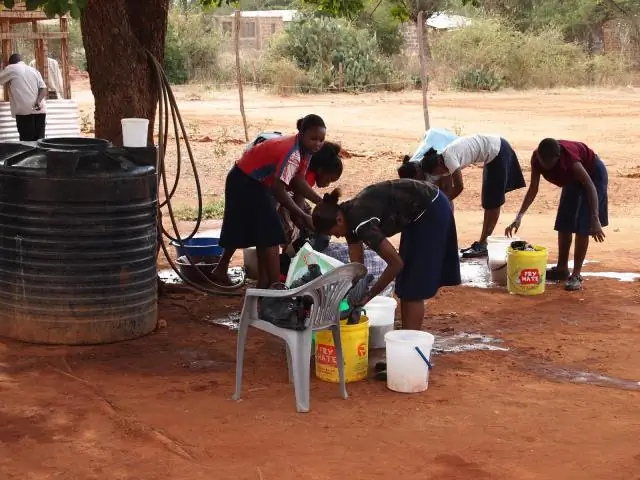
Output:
172,200,225,221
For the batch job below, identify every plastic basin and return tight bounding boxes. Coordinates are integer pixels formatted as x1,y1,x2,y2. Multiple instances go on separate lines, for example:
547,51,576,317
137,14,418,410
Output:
171,237,223,258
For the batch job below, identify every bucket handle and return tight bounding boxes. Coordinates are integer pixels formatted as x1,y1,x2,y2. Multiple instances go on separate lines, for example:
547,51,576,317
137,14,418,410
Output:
414,346,433,370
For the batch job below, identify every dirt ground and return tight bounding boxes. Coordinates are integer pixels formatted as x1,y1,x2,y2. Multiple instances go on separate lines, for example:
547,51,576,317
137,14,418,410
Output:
2,83,640,480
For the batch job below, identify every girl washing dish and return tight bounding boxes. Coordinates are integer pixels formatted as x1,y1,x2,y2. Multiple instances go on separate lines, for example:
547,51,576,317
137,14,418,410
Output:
403,134,526,259
212,114,332,289
311,179,461,331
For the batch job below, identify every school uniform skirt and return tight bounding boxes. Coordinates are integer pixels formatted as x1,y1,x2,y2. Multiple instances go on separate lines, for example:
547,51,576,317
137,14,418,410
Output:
218,165,287,249
395,191,461,301
481,138,526,210
554,156,609,235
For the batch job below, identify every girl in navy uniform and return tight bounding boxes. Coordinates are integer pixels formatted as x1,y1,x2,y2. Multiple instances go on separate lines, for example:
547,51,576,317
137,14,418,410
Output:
506,138,607,291
312,179,461,331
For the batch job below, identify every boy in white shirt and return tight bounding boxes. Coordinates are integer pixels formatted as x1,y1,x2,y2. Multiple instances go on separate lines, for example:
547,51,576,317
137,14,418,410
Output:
0,53,47,141
420,134,526,258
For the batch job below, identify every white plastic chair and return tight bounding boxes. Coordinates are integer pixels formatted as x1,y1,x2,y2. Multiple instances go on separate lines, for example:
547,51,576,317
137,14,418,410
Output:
233,263,367,413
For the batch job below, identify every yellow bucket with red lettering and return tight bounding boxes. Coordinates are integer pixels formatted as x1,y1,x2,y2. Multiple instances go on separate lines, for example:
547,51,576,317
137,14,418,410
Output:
315,315,369,383
507,245,548,296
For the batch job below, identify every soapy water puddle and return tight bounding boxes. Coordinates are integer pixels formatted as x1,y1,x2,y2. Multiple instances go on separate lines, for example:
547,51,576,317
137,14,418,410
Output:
526,364,640,392
433,332,509,354
206,311,240,330
460,258,639,289
158,266,245,285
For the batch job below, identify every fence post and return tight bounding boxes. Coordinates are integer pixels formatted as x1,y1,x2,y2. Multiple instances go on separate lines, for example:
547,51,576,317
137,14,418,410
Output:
234,9,249,142
416,11,430,130
339,63,344,92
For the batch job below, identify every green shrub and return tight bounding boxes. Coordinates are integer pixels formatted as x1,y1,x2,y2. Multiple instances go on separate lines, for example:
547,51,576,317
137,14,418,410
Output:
163,11,224,85
271,16,404,91
431,18,597,90
452,67,504,91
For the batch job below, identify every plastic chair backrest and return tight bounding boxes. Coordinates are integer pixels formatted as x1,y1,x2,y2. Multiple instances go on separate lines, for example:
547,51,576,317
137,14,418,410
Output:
298,263,367,330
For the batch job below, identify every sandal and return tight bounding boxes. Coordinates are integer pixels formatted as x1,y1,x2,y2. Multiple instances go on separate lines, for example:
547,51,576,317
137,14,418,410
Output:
461,242,488,259
546,266,570,282
565,275,583,291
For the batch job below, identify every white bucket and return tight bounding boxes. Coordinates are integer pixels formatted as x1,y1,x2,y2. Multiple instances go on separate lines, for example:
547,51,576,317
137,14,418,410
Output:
487,235,519,286
384,330,435,393
121,118,149,147
243,247,257,280
364,296,397,349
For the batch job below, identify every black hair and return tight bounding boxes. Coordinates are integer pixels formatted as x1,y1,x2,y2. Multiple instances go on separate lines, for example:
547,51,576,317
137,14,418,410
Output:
537,138,561,162
397,155,420,179
309,141,343,176
312,188,342,234
419,147,441,174
8,53,21,65
296,114,326,133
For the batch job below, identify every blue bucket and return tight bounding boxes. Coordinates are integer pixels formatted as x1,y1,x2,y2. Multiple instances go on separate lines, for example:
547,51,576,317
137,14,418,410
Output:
170,237,224,258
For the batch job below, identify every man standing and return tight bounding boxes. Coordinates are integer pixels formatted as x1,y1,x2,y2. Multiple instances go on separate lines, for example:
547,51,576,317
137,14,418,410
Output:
0,53,47,141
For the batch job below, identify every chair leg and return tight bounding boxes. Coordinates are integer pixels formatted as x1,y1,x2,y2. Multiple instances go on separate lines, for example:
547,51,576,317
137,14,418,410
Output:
287,330,313,413
233,317,251,401
285,342,294,384
331,324,349,400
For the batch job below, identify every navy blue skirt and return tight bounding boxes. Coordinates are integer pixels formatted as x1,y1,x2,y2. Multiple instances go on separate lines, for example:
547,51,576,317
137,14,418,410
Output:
395,191,461,301
481,138,526,210
218,165,287,249
554,156,609,235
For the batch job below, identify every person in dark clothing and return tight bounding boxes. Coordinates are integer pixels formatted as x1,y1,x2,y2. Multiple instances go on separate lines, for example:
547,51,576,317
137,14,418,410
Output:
505,138,607,291
212,114,328,289
211,140,343,285
312,179,461,331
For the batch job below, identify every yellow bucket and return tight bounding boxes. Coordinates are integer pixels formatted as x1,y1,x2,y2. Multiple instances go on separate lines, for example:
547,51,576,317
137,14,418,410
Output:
315,315,369,383
507,245,548,296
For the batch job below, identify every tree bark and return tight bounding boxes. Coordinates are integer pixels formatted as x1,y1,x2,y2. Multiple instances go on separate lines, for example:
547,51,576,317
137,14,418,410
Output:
80,0,170,145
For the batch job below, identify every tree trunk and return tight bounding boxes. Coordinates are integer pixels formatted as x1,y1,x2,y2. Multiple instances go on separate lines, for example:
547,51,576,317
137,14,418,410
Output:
80,0,170,145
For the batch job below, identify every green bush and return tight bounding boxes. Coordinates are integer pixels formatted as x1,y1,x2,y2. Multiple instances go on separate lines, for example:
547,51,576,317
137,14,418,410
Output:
163,12,224,85
270,16,405,91
432,18,588,90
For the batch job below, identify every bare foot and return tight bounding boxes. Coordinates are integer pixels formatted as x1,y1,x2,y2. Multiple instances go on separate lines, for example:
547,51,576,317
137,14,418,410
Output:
208,268,234,286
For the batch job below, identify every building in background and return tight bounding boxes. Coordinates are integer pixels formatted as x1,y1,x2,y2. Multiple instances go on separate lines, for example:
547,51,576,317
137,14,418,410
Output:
214,10,296,50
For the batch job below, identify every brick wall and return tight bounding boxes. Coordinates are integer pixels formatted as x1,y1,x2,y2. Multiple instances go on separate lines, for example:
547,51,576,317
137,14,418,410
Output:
215,16,286,50
602,17,640,60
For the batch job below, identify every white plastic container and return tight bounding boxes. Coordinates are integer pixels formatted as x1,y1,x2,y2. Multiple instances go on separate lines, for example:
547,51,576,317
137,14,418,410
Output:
243,247,257,280
365,296,397,349
385,330,435,393
121,118,149,148
487,235,519,286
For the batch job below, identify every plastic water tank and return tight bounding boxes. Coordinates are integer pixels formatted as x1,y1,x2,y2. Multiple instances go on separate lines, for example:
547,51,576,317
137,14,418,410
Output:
0,137,158,345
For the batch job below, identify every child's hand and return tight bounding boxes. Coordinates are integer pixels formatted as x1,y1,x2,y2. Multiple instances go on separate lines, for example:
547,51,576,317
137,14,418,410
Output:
505,219,521,237
590,216,605,242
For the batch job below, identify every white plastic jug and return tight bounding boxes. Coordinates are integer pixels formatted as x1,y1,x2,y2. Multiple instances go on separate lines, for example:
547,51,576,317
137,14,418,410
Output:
365,295,397,349
487,235,519,286
384,330,435,393
121,118,149,148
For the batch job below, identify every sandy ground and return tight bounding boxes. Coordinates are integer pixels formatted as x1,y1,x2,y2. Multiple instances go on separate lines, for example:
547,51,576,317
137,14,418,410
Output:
1,82,640,480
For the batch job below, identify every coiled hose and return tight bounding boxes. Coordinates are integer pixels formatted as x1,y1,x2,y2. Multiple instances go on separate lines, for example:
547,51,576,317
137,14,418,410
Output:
147,50,245,297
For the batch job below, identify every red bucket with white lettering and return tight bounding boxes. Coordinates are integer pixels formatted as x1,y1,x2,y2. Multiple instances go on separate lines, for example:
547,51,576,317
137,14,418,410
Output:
507,245,548,296
314,316,369,383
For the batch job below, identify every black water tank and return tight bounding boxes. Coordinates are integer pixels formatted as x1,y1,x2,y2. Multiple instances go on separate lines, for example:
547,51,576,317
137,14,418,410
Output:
0,138,158,345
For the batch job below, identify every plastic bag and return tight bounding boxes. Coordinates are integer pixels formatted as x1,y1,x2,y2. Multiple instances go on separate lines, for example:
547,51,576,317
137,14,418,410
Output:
285,242,344,287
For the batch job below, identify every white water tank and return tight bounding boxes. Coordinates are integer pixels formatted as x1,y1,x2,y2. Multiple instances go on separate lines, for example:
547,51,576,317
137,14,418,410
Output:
0,99,82,142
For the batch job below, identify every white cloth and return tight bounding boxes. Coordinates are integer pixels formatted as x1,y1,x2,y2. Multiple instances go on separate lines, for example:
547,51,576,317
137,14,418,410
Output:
442,134,501,175
29,58,64,97
0,62,47,117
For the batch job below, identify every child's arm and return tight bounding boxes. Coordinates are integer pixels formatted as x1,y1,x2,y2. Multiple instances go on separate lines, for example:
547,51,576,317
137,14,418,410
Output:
448,168,464,200
506,166,541,236
571,163,605,242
